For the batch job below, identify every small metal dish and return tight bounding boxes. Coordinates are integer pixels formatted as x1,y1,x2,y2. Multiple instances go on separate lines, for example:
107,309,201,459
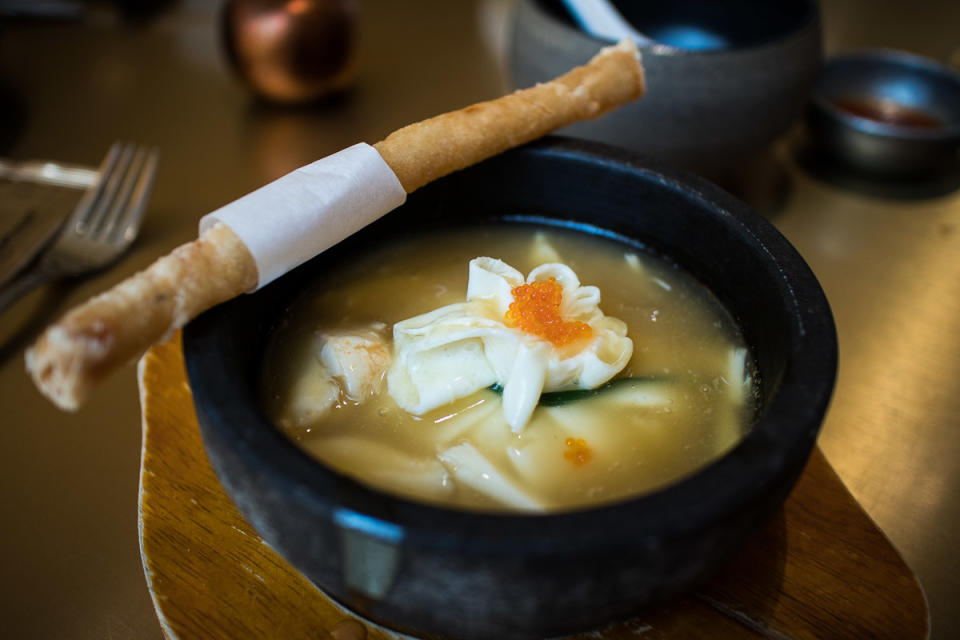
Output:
807,49,960,176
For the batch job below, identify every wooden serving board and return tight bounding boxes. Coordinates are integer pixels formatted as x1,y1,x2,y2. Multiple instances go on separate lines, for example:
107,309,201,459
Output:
139,333,929,640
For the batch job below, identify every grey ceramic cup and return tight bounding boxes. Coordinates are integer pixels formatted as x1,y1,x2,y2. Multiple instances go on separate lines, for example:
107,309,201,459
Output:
510,0,822,178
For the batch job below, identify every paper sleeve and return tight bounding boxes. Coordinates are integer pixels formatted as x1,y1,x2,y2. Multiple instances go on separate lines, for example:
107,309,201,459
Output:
200,143,406,289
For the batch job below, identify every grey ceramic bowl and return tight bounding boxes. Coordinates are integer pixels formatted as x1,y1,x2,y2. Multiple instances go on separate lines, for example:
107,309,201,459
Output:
185,137,837,640
807,49,960,176
510,0,821,178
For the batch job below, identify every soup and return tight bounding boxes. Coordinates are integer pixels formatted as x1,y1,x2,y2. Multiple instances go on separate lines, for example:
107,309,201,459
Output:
262,225,757,512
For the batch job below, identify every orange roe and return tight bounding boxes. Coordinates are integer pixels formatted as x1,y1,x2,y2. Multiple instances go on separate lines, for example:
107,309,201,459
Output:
563,437,592,466
505,278,592,347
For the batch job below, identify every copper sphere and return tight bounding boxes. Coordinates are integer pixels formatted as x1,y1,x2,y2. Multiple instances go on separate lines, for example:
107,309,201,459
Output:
222,0,358,104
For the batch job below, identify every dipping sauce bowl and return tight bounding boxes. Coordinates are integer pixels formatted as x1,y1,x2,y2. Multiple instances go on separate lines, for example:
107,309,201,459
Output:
807,49,960,176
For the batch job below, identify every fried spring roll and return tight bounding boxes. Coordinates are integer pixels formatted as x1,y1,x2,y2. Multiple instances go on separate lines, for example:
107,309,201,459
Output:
27,40,645,411
26,223,257,409
374,40,645,192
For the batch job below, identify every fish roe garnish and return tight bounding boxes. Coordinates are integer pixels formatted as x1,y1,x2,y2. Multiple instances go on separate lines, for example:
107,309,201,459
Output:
505,277,592,346
563,437,592,466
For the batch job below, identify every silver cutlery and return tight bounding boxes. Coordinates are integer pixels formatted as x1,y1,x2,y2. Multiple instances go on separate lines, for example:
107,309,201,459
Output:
0,141,159,314
0,158,99,190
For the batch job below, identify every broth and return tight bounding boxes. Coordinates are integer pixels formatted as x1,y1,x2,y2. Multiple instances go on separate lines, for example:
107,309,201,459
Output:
262,225,757,512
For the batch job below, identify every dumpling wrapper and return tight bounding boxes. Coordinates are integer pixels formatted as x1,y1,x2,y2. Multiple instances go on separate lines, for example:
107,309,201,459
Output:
388,258,633,432
318,437,454,500
438,442,544,511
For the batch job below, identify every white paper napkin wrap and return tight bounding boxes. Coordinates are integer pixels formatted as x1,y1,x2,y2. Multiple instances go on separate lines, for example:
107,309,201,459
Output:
199,143,406,290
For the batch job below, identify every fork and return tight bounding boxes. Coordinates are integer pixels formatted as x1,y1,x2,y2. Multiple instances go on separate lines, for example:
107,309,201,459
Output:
0,141,159,315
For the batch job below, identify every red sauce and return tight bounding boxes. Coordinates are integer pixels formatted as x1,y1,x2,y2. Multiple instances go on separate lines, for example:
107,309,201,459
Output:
831,96,942,129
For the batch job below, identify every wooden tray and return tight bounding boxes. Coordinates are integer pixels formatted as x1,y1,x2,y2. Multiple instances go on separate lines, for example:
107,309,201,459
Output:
139,334,929,640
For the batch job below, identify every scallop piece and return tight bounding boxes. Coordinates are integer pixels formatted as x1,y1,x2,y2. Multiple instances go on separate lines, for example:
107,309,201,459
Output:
317,326,391,402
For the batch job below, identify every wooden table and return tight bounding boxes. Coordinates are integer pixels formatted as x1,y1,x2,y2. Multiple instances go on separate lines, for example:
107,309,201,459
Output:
139,334,928,640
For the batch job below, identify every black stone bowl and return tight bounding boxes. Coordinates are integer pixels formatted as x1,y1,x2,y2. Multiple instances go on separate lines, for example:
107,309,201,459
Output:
184,137,837,640
808,50,960,176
